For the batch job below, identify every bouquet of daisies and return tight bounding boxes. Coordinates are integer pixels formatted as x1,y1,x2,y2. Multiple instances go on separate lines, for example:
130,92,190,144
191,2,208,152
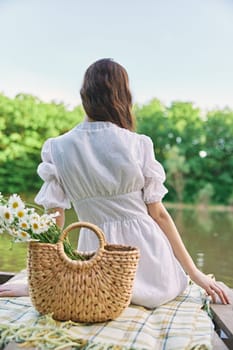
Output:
0,193,85,260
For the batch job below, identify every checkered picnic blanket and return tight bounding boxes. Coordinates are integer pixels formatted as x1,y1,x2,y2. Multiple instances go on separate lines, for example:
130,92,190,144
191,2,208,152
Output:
0,271,214,350
0,280,213,350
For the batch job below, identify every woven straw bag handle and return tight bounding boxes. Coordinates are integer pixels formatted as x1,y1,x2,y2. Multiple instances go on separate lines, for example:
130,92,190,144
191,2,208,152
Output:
58,221,107,249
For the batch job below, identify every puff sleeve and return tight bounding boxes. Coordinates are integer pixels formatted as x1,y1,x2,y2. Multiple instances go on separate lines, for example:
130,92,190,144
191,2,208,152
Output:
34,139,71,210
141,135,168,203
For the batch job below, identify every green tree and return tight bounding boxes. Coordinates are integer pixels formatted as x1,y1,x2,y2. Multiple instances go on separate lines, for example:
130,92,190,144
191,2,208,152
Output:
0,93,84,194
200,109,233,203
135,98,172,163
165,146,189,202
166,102,203,202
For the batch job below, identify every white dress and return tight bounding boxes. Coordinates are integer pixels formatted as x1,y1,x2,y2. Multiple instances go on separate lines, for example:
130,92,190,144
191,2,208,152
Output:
35,121,188,308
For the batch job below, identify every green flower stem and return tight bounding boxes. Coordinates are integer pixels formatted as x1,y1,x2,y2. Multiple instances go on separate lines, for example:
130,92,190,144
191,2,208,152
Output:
31,225,87,261
25,202,45,213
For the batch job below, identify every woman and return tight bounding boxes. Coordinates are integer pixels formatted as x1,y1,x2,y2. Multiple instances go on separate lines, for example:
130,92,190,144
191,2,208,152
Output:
0,59,229,305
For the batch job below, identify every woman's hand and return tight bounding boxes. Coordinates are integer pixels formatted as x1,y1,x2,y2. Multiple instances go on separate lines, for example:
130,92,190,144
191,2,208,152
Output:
190,269,230,304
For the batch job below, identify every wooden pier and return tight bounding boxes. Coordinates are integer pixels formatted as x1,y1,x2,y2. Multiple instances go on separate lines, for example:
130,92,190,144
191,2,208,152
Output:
211,282,233,349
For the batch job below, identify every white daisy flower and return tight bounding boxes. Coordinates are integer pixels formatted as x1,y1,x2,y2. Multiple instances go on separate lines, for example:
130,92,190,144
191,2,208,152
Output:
17,230,31,241
41,214,54,226
38,218,49,232
30,213,40,222
8,194,25,211
19,220,30,230
16,208,26,220
3,207,14,224
31,220,41,234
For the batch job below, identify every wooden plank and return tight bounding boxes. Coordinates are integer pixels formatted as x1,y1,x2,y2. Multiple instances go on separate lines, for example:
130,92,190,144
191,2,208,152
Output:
212,332,228,350
210,284,233,349
210,284,233,340
211,304,233,339
224,338,233,350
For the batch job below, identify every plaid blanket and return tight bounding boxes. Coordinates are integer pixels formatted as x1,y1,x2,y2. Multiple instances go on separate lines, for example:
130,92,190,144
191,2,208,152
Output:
0,281,213,350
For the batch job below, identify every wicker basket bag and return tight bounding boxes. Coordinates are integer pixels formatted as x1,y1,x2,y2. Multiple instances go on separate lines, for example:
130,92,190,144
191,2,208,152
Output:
28,221,140,323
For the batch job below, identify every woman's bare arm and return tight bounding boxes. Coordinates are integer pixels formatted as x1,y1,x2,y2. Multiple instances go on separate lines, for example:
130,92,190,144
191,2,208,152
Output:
147,201,230,304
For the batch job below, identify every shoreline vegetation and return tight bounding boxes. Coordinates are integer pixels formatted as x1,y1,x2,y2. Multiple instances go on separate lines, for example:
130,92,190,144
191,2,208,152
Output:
0,93,233,206
165,202,233,212
21,192,233,213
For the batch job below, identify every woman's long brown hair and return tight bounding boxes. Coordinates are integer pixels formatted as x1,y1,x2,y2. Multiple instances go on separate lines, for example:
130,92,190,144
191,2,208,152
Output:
80,59,135,131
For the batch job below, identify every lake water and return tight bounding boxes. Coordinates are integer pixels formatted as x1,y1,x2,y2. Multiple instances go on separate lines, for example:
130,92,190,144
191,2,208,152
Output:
0,206,232,288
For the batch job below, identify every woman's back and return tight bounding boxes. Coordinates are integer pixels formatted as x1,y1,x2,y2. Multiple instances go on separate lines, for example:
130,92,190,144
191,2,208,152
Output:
36,119,188,308
51,121,144,201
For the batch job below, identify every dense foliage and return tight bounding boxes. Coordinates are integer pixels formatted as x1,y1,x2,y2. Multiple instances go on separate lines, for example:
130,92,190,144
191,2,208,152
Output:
0,94,83,194
1,94,232,204
135,98,233,204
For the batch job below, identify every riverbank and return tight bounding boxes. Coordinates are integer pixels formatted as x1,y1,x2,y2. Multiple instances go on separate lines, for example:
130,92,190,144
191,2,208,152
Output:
22,193,233,213
164,202,233,212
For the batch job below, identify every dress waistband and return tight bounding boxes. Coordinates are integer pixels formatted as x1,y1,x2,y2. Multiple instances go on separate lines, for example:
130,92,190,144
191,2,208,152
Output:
72,191,148,224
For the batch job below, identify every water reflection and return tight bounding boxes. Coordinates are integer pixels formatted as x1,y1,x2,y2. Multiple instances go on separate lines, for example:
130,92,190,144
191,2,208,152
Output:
0,207,232,287
168,207,233,287
196,252,204,271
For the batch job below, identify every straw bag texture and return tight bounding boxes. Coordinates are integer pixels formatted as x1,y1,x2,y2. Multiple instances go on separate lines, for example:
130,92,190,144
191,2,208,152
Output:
28,221,140,323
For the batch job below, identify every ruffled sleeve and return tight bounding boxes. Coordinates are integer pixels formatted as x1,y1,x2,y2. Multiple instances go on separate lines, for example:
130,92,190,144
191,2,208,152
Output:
34,139,71,210
140,135,168,203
